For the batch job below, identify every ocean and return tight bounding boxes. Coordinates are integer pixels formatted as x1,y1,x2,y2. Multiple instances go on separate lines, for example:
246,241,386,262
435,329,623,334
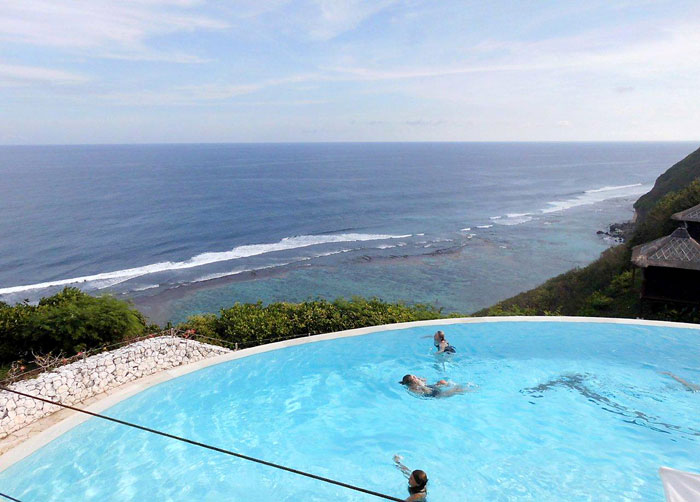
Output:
0,142,696,324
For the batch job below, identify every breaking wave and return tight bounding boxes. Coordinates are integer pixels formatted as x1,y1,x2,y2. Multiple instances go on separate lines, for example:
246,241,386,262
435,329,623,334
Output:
0,233,411,295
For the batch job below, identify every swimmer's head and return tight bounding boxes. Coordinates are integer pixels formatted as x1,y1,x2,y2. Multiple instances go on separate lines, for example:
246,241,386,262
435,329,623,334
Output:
400,374,418,386
408,470,428,494
434,330,445,343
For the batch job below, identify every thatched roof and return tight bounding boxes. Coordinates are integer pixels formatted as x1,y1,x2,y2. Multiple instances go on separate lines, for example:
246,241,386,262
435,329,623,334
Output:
671,202,700,222
631,227,700,271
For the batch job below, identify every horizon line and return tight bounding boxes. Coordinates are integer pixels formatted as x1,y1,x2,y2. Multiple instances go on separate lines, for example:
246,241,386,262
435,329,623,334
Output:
2,139,699,148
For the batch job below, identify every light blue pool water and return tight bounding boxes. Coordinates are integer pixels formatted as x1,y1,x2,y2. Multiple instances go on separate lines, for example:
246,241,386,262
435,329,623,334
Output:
2,321,699,501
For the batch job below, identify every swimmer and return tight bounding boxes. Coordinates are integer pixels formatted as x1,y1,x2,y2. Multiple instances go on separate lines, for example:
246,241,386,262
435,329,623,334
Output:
433,330,456,354
399,374,468,398
393,455,428,502
661,371,700,392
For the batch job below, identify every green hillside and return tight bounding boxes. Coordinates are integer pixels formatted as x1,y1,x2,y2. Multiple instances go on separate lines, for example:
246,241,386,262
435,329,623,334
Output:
634,147,700,219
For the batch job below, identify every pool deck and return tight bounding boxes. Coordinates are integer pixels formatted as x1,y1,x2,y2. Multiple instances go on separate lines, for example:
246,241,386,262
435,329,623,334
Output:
1,315,698,471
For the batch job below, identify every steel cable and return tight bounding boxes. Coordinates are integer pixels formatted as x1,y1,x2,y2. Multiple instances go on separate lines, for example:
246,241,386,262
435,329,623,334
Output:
0,387,404,502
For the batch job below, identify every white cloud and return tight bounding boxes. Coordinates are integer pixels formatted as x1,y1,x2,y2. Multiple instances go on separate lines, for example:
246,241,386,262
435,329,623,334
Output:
0,0,227,61
307,0,397,40
0,62,88,85
95,73,320,105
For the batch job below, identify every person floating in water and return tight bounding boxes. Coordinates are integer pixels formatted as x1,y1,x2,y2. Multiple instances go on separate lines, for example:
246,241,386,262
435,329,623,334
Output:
433,330,456,354
400,374,468,398
393,455,428,501
661,371,700,392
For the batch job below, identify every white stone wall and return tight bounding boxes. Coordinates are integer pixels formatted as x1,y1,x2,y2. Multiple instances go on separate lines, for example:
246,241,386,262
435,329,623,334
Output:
0,336,230,439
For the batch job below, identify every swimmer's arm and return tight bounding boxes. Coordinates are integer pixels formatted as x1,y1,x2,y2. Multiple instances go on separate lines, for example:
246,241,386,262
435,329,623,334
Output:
393,455,411,477
662,372,700,391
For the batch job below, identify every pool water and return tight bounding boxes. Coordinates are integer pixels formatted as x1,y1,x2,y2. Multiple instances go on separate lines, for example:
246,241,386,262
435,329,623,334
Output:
2,321,699,501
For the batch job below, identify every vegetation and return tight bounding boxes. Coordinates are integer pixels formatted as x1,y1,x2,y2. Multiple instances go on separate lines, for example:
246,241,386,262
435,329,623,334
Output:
0,293,446,374
180,297,444,347
0,287,149,367
634,147,700,219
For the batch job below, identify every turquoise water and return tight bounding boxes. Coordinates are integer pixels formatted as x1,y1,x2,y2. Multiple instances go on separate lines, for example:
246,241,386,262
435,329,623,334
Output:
2,321,699,501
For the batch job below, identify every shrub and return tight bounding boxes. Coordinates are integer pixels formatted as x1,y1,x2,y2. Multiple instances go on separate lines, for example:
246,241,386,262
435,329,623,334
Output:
180,297,445,347
0,287,147,365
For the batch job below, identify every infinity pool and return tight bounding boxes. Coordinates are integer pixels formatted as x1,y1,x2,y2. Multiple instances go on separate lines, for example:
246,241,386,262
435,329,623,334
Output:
2,321,699,501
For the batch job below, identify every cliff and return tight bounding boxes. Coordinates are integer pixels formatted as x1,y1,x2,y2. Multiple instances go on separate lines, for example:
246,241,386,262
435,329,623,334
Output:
634,147,700,221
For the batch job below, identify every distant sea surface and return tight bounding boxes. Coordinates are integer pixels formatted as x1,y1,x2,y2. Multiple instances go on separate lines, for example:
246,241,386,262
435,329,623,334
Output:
1,142,696,324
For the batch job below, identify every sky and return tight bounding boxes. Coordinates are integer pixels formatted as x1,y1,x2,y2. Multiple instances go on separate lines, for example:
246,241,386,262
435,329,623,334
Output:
1,0,699,144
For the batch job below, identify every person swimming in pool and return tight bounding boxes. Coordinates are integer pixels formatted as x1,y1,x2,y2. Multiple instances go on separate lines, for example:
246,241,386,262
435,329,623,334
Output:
661,371,700,392
393,455,428,502
433,330,456,354
399,374,467,398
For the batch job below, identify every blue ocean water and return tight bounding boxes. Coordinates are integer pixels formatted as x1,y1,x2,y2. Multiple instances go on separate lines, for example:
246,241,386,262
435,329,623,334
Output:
2,321,698,501
0,142,696,322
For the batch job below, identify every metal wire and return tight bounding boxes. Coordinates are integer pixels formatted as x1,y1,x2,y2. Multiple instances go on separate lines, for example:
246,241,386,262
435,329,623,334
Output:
0,492,24,502
0,387,404,502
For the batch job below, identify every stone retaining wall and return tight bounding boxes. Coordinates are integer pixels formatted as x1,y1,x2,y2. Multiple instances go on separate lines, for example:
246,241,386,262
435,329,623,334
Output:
0,336,231,439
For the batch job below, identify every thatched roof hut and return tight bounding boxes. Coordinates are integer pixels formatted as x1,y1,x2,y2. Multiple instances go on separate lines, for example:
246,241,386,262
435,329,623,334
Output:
671,202,700,223
631,227,700,271
631,227,700,304
671,202,700,240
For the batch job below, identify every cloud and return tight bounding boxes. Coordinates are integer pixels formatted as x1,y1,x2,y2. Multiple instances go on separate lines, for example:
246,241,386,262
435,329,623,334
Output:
306,0,397,40
0,62,89,85
0,0,227,61
95,73,321,105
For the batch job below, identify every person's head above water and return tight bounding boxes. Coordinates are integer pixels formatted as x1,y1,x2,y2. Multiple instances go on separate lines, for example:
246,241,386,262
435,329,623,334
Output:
408,470,428,494
400,374,420,386
433,330,445,344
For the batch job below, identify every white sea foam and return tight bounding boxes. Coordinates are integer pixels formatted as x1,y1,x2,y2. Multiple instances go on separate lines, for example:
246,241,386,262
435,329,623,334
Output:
194,263,286,283
541,183,650,214
466,233,476,239
494,215,534,226
312,248,355,257
0,232,411,295
584,183,642,193
489,216,502,220
460,227,471,232
476,224,493,229
133,284,160,292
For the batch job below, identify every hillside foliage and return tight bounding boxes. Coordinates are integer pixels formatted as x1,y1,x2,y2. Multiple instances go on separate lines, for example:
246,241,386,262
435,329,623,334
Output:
634,147,700,219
